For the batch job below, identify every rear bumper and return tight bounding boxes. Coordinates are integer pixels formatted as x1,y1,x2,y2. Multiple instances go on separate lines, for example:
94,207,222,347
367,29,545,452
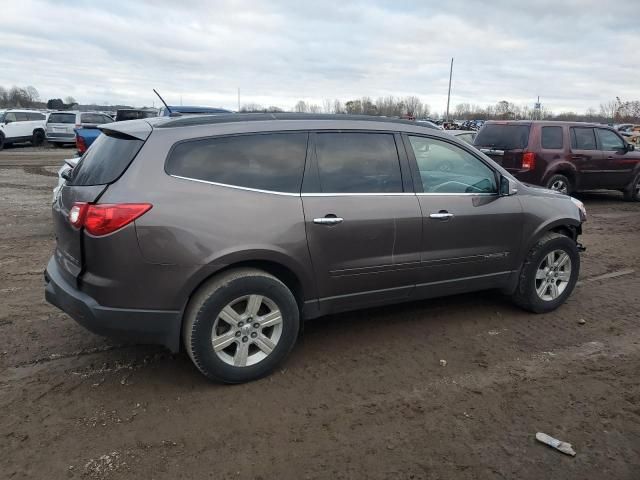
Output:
44,257,182,352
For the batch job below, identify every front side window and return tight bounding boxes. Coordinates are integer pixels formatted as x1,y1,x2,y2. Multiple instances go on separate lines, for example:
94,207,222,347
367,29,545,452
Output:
5,112,17,123
314,132,402,193
597,129,624,151
571,127,597,150
409,136,497,194
166,133,308,193
541,126,563,149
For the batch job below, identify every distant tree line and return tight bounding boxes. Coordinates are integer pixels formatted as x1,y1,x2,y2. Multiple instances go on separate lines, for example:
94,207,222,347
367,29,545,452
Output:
0,85,42,108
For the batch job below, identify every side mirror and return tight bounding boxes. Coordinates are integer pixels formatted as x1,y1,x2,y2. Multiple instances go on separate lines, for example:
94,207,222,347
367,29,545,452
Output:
61,167,73,181
626,143,635,152
500,175,518,196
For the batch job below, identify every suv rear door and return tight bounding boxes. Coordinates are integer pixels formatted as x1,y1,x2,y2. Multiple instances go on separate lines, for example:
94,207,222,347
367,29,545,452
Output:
474,123,531,172
404,134,522,295
301,131,421,314
47,112,77,142
52,127,148,286
569,127,604,189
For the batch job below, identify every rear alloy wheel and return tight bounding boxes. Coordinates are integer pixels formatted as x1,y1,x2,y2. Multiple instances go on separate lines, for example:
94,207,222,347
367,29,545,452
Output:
511,232,580,313
623,173,640,202
183,268,300,383
32,130,45,147
546,174,571,194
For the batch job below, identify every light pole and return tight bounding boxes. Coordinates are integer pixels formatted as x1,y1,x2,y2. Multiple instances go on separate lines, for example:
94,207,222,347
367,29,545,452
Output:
445,57,454,122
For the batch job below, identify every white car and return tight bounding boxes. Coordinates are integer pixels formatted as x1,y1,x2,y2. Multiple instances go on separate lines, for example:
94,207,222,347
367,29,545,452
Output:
52,157,79,203
0,109,47,150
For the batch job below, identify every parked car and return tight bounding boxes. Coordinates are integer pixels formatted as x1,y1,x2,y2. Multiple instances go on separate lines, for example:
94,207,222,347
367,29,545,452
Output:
74,127,102,156
45,113,587,383
474,121,640,200
414,119,439,129
115,109,157,122
157,106,232,116
0,109,47,150
46,111,114,146
447,130,476,144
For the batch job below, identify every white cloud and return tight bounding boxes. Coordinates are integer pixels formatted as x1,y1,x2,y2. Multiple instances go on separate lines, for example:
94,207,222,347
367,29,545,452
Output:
0,0,637,113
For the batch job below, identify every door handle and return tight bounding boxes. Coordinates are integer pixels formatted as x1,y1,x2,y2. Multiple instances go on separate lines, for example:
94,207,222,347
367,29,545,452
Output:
429,212,454,220
313,216,344,225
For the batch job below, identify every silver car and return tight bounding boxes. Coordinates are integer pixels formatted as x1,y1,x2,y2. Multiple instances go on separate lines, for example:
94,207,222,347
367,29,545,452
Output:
46,111,113,146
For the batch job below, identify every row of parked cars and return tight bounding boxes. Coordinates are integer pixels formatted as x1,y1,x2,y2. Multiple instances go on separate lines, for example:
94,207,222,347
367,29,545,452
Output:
0,106,233,150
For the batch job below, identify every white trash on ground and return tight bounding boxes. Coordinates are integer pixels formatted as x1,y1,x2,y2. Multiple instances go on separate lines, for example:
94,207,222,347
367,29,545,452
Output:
535,432,576,456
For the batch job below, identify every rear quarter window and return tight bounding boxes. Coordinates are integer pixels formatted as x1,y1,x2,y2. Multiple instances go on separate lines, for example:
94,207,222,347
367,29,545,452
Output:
541,126,563,149
48,113,76,124
166,133,308,193
69,132,144,186
474,124,530,150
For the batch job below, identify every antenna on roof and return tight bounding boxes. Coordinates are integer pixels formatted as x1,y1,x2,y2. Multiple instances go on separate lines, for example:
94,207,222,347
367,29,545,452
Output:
153,89,179,117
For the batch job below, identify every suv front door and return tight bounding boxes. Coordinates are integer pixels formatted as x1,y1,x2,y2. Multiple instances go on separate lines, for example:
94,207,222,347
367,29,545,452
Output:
570,127,604,189
595,128,637,188
302,131,422,314
404,134,523,298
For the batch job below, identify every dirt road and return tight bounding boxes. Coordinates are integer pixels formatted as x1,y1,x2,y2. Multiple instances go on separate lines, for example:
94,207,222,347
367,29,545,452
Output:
1,147,639,479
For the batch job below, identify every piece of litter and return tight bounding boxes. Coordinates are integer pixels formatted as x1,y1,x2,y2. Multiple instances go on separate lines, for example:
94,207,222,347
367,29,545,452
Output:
535,432,576,456
578,318,586,325
439,359,447,367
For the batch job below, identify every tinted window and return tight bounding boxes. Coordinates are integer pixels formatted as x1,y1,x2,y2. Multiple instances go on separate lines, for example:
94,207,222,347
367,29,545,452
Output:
5,112,17,123
15,112,28,122
541,126,563,149
70,133,144,186
314,133,402,193
571,127,596,150
166,133,308,193
81,113,111,124
597,129,624,151
27,112,45,121
474,124,530,149
48,113,76,124
409,136,497,194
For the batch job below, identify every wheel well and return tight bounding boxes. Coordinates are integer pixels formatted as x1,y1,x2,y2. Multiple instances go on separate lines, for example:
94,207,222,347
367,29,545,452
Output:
551,169,575,188
551,225,577,241
33,128,45,135
190,260,304,311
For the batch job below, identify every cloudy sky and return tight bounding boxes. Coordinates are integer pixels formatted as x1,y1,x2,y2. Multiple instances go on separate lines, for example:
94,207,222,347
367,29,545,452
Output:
2,0,637,114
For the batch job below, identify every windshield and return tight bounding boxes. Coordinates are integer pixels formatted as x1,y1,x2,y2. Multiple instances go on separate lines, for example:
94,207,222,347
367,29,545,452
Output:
474,124,530,150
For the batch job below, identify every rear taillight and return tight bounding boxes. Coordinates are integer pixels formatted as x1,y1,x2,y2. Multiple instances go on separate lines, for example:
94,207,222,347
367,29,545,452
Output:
69,203,152,236
522,152,536,171
76,134,87,154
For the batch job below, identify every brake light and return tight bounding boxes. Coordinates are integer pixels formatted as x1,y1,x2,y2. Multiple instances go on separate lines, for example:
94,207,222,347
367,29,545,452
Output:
69,203,152,236
76,134,87,154
522,152,536,170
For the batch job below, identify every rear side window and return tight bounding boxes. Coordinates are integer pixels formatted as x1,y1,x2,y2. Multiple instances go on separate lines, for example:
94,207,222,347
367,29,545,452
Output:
27,112,45,121
314,132,402,193
70,133,144,186
166,133,308,193
48,113,76,124
81,113,111,124
571,128,596,150
474,124,530,149
541,126,563,149
15,112,28,122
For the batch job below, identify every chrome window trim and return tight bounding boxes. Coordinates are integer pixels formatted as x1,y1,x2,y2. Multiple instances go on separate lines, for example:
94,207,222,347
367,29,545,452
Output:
169,174,301,197
301,192,414,197
416,192,498,196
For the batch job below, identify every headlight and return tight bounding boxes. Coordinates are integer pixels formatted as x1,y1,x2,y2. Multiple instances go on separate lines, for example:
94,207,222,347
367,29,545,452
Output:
570,197,587,222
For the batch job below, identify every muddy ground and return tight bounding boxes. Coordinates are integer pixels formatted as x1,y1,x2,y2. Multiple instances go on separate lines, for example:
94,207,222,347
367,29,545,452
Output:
1,145,639,479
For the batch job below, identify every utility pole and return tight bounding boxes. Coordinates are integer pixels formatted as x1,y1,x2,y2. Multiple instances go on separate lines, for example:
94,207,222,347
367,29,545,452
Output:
445,57,454,122
238,88,241,112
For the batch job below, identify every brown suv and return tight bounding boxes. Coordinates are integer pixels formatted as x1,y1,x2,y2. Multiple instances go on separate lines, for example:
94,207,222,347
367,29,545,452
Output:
474,121,640,200
45,114,587,383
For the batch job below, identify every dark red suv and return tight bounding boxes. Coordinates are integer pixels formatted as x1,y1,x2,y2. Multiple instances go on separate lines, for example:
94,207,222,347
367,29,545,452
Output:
474,121,640,200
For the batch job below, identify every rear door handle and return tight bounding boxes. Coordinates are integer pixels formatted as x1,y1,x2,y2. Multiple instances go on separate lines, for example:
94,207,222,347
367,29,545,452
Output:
313,216,344,225
429,212,454,220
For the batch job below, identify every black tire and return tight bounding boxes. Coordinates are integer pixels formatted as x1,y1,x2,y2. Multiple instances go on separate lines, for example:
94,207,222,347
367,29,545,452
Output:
51,142,62,148
0,133,4,151
183,268,300,383
623,172,640,202
511,232,580,313
32,130,45,147
546,174,571,195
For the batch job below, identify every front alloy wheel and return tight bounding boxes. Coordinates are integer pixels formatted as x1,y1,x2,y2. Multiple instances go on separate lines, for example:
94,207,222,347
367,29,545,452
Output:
535,250,572,301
